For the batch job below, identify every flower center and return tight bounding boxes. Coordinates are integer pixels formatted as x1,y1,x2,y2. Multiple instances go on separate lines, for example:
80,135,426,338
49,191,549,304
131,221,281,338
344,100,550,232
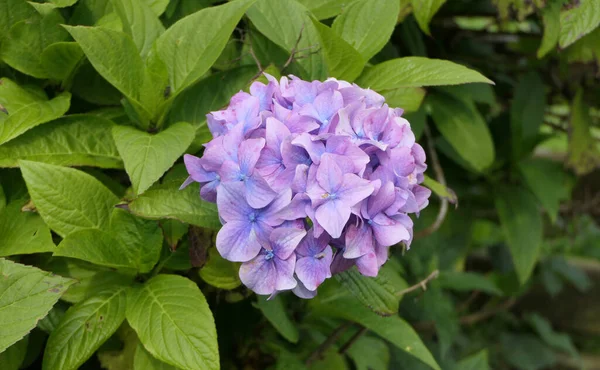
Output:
239,173,248,181
248,212,257,222
314,252,326,260
265,250,275,260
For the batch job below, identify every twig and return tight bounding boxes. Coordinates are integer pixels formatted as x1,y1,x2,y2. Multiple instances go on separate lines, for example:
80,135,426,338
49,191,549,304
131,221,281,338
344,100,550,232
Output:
282,24,306,70
415,125,449,239
396,269,440,296
305,322,351,366
338,326,368,355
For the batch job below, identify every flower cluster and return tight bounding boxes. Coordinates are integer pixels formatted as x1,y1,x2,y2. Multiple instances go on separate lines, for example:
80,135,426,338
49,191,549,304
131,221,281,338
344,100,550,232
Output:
182,75,430,298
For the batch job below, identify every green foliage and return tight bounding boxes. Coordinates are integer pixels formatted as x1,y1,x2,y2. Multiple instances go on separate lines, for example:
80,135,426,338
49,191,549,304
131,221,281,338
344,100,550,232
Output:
0,0,597,368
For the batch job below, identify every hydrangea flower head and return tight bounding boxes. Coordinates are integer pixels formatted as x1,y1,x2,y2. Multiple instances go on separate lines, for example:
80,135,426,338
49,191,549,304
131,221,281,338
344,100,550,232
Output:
182,74,430,298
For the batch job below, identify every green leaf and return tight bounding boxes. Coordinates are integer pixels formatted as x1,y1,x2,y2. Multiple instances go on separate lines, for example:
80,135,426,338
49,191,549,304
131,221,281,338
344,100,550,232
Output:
247,0,326,80
40,42,84,81
0,0,35,44
255,295,299,343
43,287,128,370
456,350,489,370
567,89,599,175
113,122,195,195
428,93,495,172
0,5,69,78
0,258,75,352
170,65,258,150
356,57,493,89
527,313,579,360
47,0,79,7
127,275,219,370
311,281,440,370
56,209,162,272
311,18,365,82
499,333,556,370
0,201,55,256
437,271,502,296
438,83,496,106
134,343,178,370
0,78,71,145
559,0,600,48
111,0,165,58
0,185,5,211
296,0,348,19
0,115,122,169
537,0,562,58
0,336,28,370
156,0,255,93
346,336,390,370
64,25,158,123
379,87,426,113
422,175,457,204
511,72,545,157
38,302,68,334
336,265,407,316
331,0,399,61
495,186,543,284
20,161,119,237
519,158,572,223
42,258,135,304
199,248,241,290
129,180,221,229
411,0,446,35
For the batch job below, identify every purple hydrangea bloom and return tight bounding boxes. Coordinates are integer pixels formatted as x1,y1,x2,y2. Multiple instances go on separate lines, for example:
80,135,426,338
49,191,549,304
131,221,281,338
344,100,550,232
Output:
183,74,430,297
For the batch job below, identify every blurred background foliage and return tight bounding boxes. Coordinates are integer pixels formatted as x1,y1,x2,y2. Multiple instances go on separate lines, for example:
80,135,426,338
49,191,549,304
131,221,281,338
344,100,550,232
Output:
1,0,600,369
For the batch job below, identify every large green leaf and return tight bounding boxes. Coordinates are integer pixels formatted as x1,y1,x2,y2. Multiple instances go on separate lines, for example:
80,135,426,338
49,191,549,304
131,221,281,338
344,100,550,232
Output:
428,93,495,172
156,0,255,93
437,271,502,296
495,187,543,284
456,350,489,370
311,18,365,82
40,42,84,81
0,336,28,370
559,0,600,48
111,0,165,58
411,0,446,35
199,248,241,290
0,201,55,256
247,0,326,80
113,122,194,195
380,87,426,113
510,72,545,158
336,265,407,316
567,89,599,175
296,0,348,19
170,65,257,150
519,158,572,223
527,313,579,360
55,209,163,272
356,57,493,89
346,336,390,370
310,281,440,370
255,295,299,343
0,78,71,145
0,258,75,352
331,0,399,61
20,161,119,237
127,275,219,370
0,0,35,44
128,180,221,229
0,115,122,168
64,25,159,123
0,5,69,78
134,343,178,370
537,0,562,58
42,258,135,304
43,287,128,370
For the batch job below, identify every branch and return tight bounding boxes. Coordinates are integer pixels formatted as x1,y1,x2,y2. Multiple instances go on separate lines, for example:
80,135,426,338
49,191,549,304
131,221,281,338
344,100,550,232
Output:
338,326,368,355
282,23,306,70
415,125,449,239
396,269,440,296
305,322,351,366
